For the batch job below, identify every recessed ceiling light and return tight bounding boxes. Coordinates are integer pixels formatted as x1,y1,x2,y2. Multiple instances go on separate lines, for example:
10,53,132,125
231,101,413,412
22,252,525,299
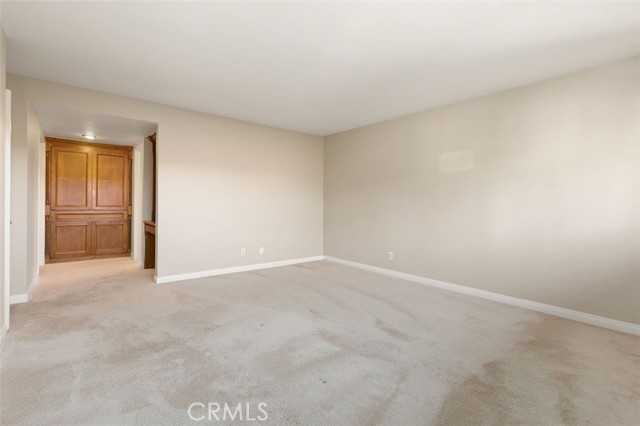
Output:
82,134,97,140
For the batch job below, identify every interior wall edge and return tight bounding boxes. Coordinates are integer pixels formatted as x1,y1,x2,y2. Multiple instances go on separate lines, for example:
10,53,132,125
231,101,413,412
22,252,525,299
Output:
26,273,38,300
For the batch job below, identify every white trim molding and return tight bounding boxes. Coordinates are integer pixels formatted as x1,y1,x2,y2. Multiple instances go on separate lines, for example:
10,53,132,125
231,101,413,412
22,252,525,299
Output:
324,256,640,336
27,274,39,300
9,274,40,305
155,255,325,284
3,90,12,338
10,294,27,305
0,323,7,349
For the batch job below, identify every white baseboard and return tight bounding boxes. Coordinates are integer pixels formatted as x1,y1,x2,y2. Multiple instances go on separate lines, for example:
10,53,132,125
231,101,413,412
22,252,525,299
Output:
27,274,39,300
0,324,7,349
324,256,640,336
9,274,40,306
155,256,325,284
10,294,27,305
0,323,7,349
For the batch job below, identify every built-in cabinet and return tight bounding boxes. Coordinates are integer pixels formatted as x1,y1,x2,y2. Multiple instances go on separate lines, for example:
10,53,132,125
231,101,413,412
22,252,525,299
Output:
46,138,132,263
143,133,157,269
144,220,155,269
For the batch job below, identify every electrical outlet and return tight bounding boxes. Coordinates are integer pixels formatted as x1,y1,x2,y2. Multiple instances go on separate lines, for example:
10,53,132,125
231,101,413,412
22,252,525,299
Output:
240,248,246,256
259,247,264,255
387,251,394,260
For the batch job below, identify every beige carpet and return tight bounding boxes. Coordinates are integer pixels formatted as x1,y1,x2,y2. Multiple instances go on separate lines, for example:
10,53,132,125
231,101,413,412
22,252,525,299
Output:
0,258,638,425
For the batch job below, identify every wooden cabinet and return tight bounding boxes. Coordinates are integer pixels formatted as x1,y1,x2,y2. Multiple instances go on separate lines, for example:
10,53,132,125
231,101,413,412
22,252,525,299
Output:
143,133,157,270
46,138,132,263
144,221,156,269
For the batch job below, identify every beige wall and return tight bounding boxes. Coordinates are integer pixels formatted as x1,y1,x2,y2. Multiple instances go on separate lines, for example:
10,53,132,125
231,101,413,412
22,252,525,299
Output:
324,58,640,324
0,26,7,336
8,82,26,296
5,58,636,325
7,74,324,281
26,107,43,292
8,90,43,297
140,136,155,263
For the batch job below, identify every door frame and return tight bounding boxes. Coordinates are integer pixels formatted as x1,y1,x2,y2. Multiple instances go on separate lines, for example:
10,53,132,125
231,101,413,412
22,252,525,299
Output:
4,89,11,329
131,141,144,266
38,137,147,267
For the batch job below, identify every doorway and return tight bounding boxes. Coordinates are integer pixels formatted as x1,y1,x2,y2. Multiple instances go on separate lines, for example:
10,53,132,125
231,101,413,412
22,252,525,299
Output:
45,138,132,263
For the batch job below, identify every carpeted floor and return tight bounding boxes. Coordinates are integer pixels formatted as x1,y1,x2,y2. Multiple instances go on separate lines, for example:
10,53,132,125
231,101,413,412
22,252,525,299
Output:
0,258,638,425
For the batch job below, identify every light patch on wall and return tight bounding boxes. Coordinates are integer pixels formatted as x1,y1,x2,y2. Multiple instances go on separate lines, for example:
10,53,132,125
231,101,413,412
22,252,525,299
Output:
439,150,474,173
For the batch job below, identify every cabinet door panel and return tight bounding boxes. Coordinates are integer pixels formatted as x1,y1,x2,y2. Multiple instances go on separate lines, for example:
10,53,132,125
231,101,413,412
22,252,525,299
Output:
50,222,92,258
94,151,129,209
51,147,92,210
92,221,129,255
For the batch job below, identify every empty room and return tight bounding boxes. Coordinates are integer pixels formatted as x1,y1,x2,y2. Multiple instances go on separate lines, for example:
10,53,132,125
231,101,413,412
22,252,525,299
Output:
0,1,638,425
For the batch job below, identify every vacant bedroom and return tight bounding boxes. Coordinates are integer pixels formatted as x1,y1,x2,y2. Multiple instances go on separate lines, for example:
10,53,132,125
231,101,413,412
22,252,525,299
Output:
0,1,638,425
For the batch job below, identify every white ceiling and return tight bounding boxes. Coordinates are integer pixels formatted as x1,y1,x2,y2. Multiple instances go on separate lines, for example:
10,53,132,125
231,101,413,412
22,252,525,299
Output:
31,104,157,146
3,1,640,136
